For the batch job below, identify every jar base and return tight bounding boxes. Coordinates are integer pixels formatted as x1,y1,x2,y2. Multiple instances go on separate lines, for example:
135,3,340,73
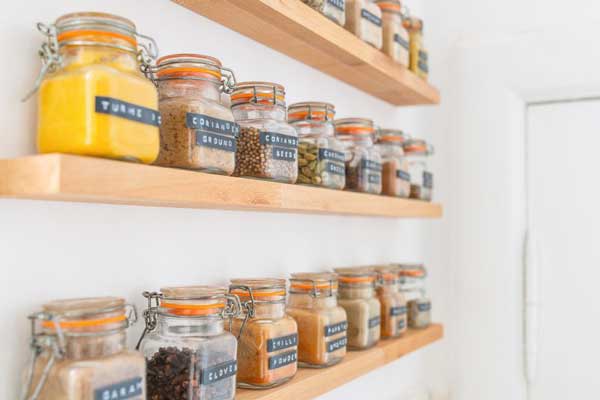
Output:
347,341,379,351
298,356,344,369
237,374,295,390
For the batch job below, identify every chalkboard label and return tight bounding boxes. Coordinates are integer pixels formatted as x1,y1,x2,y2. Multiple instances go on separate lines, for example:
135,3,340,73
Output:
186,113,240,138
418,302,431,312
327,0,345,11
368,316,381,329
95,97,160,127
324,321,348,337
201,360,237,385
94,377,143,400
268,350,297,370
396,169,411,181
397,319,406,330
361,159,382,172
368,174,381,184
390,306,407,317
319,148,346,163
394,33,410,50
361,9,382,27
196,132,237,152
325,162,345,176
423,171,433,189
260,131,298,148
326,336,348,353
272,146,297,162
267,333,298,352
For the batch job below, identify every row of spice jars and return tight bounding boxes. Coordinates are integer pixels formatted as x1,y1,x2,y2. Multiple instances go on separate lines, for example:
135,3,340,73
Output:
300,0,428,77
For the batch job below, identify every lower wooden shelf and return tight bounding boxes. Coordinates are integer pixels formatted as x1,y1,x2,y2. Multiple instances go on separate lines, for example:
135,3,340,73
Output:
0,154,443,218
236,324,443,400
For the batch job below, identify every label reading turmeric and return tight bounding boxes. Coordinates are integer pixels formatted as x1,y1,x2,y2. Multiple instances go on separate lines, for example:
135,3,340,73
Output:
95,96,160,127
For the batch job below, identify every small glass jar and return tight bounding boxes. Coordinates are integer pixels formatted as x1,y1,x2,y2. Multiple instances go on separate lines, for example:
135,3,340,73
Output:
288,102,346,189
152,54,239,174
302,0,346,26
287,273,348,368
404,137,434,201
374,266,408,338
231,82,298,183
33,12,160,164
376,129,411,198
335,118,382,194
376,1,410,66
229,279,298,389
334,268,381,350
397,264,432,329
21,297,145,400
404,16,428,78
345,0,383,49
138,287,240,400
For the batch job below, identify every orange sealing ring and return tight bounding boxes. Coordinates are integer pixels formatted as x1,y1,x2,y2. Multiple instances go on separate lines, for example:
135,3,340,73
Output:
42,314,127,329
338,275,375,284
230,290,286,298
377,2,402,11
379,273,398,281
404,144,427,152
231,92,285,102
290,282,338,290
379,135,405,143
161,302,225,316
156,67,221,79
336,126,375,134
288,111,334,121
57,30,137,47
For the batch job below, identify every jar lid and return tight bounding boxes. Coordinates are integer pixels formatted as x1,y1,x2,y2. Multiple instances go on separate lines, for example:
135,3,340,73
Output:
376,129,407,144
152,53,235,91
159,286,228,316
231,81,286,107
290,272,338,296
375,0,403,14
373,265,400,284
229,278,287,300
334,118,376,136
288,102,336,122
40,296,129,332
404,138,434,155
334,267,376,287
54,12,139,51
394,263,427,278
403,16,424,31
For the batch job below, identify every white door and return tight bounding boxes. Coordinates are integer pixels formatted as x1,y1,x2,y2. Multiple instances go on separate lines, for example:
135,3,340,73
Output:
527,99,600,399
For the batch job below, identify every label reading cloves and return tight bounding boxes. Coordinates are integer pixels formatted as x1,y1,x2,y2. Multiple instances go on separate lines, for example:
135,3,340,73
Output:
95,97,160,127
418,302,432,312
268,350,297,370
390,306,408,317
423,171,433,189
324,320,348,337
267,333,298,352
326,336,348,353
201,360,237,385
361,8,382,27
368,316,381,329
94,377,143,400
397,170,411,181
327,0,345,12
394,33,410,50
196,132,237,152
186,113,240,138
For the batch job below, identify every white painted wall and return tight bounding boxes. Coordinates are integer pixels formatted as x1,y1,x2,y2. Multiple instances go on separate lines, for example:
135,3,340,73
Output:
0,1,452,399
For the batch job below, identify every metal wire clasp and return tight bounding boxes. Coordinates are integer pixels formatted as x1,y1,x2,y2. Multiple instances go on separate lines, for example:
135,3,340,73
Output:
22,23,62,102
135,291,162,350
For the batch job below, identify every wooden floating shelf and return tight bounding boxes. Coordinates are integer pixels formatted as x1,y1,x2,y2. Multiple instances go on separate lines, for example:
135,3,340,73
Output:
237,324,443,400
0,154,442,218
173,0,440,106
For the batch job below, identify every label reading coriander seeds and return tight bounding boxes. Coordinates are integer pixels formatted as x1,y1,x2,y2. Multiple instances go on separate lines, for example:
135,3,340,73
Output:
394,33,410,50
326,336,348,353
397,170,411,181
272,146,297,161
368,316,381,329
390,306,408,317
268,350,297,370
259,132,298,148
186,113,240,138
418,302,432,312
196,132,237,152
361,9,382,27
200,360,237,385
94,377,143,400
267,333,298,352
95,97,160,127
324,320,348,337
423,171,434,189
327,0,345,11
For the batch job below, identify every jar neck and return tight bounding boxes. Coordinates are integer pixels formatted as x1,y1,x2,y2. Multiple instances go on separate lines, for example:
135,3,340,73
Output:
240,301,286,319
59,44,139,73
338,135,373,146
232,104,287,122
158,79,221,102
292,121,335,138
338,285,375,299
44,330,126,360
288,292,338,309
377,282,400,294
156,314,224,336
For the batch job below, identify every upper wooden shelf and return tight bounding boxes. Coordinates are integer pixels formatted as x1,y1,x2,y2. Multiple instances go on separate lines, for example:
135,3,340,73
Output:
173,0,440,106
0,154,442,218
237,324,443,400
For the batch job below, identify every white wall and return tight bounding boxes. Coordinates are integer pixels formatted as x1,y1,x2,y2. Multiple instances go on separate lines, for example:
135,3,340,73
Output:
0,1,452,399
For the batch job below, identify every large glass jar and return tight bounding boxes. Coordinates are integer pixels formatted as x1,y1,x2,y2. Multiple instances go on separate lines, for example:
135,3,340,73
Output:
288,102,346,189
397,264,432,329
376,129,411,198
21,297,145,400
287,273,348,368
404,16,428,79
231,82,298,183
374,266,408,338
302,0,346,26
345,0,383,49
376,0,410,66
335,118,382,194
404,137,434,201
138,287,240,400
33,12,160,164
152,54,239,174
334,268,381,350
229,279,298,389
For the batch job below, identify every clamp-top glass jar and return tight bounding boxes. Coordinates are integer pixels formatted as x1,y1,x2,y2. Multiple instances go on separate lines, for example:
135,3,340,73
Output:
397,264,432,329
376,0,410,66
335,118,382,194
404,137,434,201
152,54,239,174
32,12,160,164
288,102,346,189
345,0,383,49
21,297,144,400
403,16,428,79
302,0,346,26
229,279,298,389
287,273,348,368
138,287,240,400
376,129,411,197
231,82,298,183
374,265,408,338
334,268,381,350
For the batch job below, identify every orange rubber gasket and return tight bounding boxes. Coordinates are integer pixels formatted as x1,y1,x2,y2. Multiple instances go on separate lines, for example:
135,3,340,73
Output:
156,67,221,79
288,111,334,121
290,282,338,290
231,93,285,102
57,30,137,46
377,2,402,11
379,135,405,142
42,314,126,329
338,275,375,283
230,290,286,298
161,302,225,316
404,145,427,152
379,273,398,281
335,126,375,134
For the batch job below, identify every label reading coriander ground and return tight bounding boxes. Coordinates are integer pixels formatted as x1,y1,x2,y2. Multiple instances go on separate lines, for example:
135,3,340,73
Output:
418,302,432,312
397,170,411,181
327,0,345,11
423,171,434,189
326,336,348,353
201,360,237,385
268,350,297,370
324,320,348,337
394,33,410,50
186,113,240,138
196,132,237,152
368,316,381,329
94,377,143,400
390,306,408,317
361,9,382,27
267,333,298,352
95,97,160,127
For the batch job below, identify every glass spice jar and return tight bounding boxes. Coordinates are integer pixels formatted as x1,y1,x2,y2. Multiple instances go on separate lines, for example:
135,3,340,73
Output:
229,279,298,389
397,264,432,329
335,118,382,194
286,273,348,368
334,268,381,350
231,82,298,183
404,137,434,201
138,287,240,400
375,0,410,66
21,297,145,400
288,102,346,189
403,16,428,79
301,0,346,26
374,266,408,338
31,12,160,164
345,0,383,49
151,54,239,174
375,129,411,198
